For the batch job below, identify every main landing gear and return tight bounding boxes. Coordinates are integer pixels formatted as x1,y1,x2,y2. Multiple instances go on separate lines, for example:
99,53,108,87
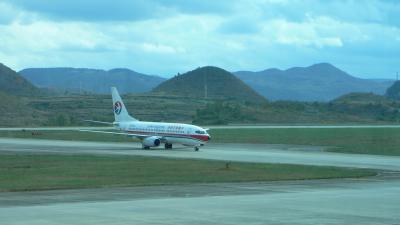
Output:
194,146,199,151
164,143,173,149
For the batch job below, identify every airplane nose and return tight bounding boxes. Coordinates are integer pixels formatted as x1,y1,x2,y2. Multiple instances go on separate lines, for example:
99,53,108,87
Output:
207,135,211,141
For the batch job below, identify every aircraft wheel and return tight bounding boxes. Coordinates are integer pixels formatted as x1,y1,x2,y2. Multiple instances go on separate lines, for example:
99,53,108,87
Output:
194,146,199,151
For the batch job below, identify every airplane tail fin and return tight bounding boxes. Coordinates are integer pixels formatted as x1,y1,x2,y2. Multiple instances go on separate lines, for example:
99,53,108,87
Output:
111,87,137,122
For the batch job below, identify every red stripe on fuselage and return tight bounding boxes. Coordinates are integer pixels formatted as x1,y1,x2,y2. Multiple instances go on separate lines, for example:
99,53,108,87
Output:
125,130,209,142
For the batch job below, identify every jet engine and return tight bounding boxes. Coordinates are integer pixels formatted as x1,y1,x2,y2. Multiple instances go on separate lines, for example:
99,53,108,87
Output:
142,136,161,147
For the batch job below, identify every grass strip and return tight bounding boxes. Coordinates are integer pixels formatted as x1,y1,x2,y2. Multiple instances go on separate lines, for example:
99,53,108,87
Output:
0,153,376,192
209,128,400,156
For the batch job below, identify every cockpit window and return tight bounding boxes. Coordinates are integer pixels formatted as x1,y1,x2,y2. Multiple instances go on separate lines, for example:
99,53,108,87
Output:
195,130,206,134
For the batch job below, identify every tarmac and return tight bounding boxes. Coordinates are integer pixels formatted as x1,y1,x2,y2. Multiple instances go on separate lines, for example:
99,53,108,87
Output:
0,137,399,224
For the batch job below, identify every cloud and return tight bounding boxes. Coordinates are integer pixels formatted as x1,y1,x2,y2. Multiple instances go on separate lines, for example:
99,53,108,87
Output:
0,1,38,24
218,16,261,34
254,0,400,27
3,0,235,22
0,0,399,79
269,16,347,48
140,43,186,54
3,0,170,22
0,2,17,24
0,21,110,52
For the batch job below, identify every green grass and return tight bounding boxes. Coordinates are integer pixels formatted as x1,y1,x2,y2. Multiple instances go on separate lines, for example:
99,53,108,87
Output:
1,127,400,156
0,153,376,192
209,128,400,156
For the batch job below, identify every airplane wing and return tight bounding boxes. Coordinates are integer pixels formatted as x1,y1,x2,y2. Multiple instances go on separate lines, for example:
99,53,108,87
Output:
83,120,115,125
79,129,149,138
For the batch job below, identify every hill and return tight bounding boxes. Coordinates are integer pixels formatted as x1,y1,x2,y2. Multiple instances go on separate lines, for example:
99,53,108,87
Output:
1,90,399,127
0,91,47,126
326,92,400,122
234,63,393,101
19,67,166,94
385,81,400,100
193,91,400,125
333,92,390,104
152,66,267,103
0,63,39,96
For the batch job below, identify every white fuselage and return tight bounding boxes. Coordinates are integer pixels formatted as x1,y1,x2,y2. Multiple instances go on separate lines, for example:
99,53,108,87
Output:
117,121,210,146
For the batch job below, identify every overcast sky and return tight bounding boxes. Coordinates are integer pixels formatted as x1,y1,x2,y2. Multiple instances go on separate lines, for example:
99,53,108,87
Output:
0,0,399,78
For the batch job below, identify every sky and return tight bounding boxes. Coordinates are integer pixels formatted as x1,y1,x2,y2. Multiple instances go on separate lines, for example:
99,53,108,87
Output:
0,0,399,78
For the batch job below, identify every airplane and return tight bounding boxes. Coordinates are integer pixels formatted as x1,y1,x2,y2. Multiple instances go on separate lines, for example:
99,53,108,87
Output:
81,87,211,151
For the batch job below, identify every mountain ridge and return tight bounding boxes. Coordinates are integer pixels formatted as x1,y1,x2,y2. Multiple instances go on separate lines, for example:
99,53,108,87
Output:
19,67,166,94
385,80,400,100
234,63,393,101
16,63,394,101
0,63,39,96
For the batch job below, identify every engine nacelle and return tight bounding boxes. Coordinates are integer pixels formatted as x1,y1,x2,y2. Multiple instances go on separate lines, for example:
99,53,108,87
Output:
142,136,161,147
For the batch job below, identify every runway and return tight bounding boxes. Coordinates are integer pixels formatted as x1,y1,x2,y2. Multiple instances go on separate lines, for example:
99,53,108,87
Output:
1,176,400,225
1,138,400,171
0,138,399,224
